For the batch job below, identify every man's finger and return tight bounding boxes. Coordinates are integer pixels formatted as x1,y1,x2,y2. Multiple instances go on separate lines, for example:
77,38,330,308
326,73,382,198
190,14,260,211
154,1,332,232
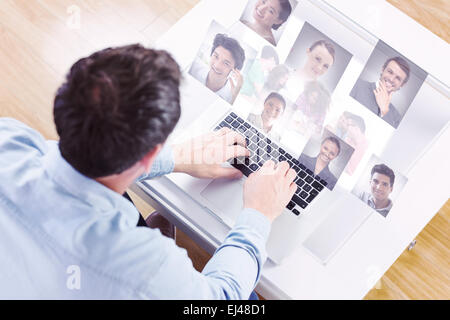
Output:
224,145,250,160
275,161,290,175
289,182,297,196
213,167,243,179
262,160,275,169
223,130,247,147
285,168,297,182
214,127,232,136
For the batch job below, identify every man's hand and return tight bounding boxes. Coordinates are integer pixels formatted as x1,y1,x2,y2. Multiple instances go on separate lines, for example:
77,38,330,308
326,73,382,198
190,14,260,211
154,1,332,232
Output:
243,160,297,222
229,69,244,104
172,127,249,179
373,81,393,117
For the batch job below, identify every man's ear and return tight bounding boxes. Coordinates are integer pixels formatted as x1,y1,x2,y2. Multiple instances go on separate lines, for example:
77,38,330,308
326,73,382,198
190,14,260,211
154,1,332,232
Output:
140,144,163,174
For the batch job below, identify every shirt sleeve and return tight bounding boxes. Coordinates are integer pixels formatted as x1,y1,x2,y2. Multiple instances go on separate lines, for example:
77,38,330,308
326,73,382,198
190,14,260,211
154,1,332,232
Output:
0,118,48,157
137,144,175,180
200,208,271,299
136,208,271,300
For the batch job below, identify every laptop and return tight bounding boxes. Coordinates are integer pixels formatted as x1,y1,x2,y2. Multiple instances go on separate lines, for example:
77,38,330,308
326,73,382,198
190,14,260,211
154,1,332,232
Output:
145,0,450,265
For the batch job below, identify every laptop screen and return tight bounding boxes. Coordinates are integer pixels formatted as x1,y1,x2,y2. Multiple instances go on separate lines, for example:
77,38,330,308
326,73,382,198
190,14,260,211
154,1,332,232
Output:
182,0,449,219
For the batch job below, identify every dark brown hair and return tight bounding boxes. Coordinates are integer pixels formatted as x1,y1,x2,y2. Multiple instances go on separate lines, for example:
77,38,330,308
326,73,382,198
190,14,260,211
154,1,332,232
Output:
54,44,181,178
272,0,293,30
211,34,246,70
371,164,395,187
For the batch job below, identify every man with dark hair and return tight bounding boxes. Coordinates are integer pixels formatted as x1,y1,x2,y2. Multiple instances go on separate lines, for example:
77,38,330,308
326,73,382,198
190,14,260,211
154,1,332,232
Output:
298,136,341,189
190,33,246,104
359,164,396,217
0,44,297,299
350,56,411,128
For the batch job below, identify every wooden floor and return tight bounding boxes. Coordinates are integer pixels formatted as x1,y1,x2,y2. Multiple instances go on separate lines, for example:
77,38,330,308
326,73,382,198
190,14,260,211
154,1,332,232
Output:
0,0,448,299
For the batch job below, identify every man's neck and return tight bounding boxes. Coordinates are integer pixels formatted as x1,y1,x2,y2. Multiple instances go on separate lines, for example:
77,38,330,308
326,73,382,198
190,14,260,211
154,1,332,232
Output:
206,71,227,92
372,197,390,209
94,167,144,196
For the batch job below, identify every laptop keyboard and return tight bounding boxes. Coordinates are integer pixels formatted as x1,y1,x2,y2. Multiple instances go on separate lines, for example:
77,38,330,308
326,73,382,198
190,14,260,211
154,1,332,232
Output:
214,112,328,216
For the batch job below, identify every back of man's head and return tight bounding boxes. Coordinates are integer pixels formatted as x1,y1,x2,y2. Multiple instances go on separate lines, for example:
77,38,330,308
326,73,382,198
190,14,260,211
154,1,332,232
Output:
54,44,181,178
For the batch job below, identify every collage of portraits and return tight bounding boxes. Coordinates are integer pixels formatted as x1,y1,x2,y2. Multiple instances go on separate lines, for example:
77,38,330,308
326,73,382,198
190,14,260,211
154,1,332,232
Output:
188,0,429,217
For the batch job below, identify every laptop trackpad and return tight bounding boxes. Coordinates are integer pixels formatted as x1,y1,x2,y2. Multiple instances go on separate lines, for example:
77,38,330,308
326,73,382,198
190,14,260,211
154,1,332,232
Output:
200,178,245,227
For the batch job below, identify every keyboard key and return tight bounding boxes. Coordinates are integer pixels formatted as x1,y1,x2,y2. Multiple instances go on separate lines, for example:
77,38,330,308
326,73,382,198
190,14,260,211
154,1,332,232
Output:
292,159,299,166
303,184,312,192
300,191,308,199
285,153,292,160
305,175,314,184
295,179,305,187
306,193,318,203
237,126,246,134
236,117,244,123
279,147,286,154
265,138,271,144
257,140,267,149
250,155,259,163
292,165,301,173
298,170,307,178
279,155,286,162
231,120,240,128
292,208,301,216
232,163,252,177
250,135,259,144
270,150,280,159
305,168,313,176
310,189,319,196
225,115,234,123
320,179,328,186
311,181,324,191
247,143,257,151
230,112,237,118
243,122,251,128
249,163,259,171
292,195,308,209
299,163,306,170
287,201,296,210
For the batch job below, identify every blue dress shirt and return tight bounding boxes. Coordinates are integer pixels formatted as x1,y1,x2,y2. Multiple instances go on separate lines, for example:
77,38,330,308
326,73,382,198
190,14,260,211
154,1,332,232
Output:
0,118,270,299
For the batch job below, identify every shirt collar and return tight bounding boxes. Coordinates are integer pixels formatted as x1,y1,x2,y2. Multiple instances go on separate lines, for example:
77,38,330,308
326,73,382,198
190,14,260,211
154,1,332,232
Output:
367,194,393,212
42,141,139,219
